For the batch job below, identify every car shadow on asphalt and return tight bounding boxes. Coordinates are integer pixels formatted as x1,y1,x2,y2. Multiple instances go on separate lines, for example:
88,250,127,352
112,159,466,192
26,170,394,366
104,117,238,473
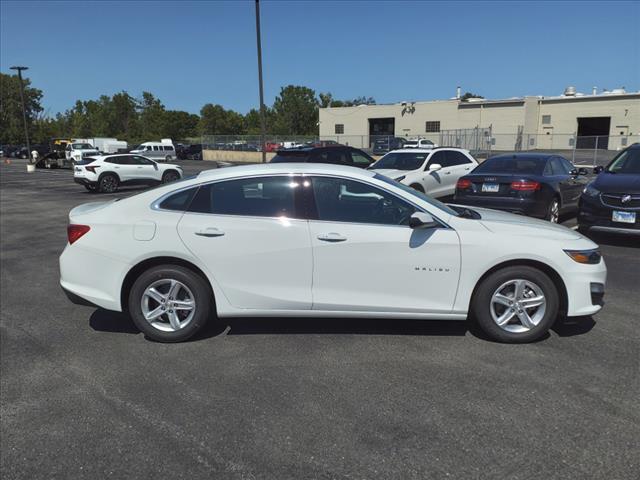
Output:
583,233,639,248
89,309,596,342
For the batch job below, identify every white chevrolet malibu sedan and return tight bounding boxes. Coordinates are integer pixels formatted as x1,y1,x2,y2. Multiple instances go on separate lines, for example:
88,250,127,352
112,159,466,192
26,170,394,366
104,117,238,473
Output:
60,163,606,343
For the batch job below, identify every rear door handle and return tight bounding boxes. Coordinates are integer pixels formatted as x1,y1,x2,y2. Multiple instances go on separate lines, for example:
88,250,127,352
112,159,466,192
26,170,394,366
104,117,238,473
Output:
317,233,347,242
195,227,225,238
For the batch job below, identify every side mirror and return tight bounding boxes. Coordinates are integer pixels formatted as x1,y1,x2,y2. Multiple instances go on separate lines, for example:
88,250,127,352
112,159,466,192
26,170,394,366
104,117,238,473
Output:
569,168,578,176
578,167,589,175
409,212,438,229
593,165,604,174
428,163,442,172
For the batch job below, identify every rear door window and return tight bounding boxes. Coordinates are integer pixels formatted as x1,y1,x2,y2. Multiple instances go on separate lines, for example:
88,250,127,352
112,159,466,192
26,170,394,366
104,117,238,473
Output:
158,187,198,211
187,176,300,218
447,151,473,166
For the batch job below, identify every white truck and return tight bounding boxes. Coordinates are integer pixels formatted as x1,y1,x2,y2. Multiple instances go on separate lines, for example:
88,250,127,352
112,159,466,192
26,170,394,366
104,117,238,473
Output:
90,138,128,154
65,141,100,164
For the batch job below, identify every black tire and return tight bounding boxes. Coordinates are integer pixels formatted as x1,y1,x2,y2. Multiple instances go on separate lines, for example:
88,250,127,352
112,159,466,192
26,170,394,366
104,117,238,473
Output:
546,197,560,223
128,265,213,342
162,170,180,184
165,155,172,162
471,266,559,343
98,174,119,193
410,183,424,193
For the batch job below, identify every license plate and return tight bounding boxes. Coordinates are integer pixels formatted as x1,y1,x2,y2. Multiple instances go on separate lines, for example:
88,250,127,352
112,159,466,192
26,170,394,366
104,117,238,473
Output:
482,183,499,193
612,211,636,223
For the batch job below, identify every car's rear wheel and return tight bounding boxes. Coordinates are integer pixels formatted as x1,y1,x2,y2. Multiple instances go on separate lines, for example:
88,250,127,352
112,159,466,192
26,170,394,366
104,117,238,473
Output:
472,266,559,343
165,155,172,162
98,174,119,193
128,265,212,342
162,170,180,184
546,198,560,223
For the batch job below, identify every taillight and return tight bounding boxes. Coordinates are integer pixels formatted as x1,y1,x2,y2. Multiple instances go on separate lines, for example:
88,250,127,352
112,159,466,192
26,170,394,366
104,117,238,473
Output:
85,165,100,173
457,179,472,190
68,224,90,244
510,180,540,191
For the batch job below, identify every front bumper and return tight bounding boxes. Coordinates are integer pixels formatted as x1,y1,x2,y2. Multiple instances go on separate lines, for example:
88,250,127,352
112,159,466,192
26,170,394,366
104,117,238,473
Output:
578,195,640,234
454,195,548,218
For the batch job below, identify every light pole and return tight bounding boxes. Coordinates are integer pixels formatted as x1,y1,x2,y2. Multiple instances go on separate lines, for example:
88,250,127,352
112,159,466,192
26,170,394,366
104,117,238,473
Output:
254,0,267,163
10,66,31,162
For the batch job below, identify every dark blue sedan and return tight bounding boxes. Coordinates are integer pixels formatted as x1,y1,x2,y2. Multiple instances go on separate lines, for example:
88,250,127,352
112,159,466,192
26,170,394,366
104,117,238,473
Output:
453,153,590,222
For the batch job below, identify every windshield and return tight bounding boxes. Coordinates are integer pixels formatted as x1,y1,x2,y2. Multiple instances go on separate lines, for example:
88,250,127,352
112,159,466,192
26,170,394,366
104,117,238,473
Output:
73,143,94,150
370,152,428,171
606,149,640,174
473,157,545,175
374,174,459,217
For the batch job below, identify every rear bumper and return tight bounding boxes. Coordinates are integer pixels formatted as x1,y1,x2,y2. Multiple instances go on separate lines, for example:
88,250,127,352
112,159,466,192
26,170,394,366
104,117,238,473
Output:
74,177,96,186
453,195,548,218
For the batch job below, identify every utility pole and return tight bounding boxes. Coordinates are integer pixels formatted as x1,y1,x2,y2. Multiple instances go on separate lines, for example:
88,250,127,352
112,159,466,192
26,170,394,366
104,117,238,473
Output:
10,66,31,162
254,0,267,163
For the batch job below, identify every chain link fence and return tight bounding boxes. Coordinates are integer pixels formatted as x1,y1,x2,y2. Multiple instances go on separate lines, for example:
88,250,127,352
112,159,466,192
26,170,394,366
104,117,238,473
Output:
202,133,638,166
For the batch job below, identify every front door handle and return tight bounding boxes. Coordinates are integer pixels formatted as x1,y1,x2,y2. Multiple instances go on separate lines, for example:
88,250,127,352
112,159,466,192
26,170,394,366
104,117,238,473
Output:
195,227,225,238
317,232,347,242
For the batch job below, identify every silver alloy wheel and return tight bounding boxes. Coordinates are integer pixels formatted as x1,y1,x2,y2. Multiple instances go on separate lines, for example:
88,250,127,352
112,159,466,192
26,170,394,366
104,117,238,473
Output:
549,200,559,223
490,279,547,333
141,279,196,332
101,175,117,192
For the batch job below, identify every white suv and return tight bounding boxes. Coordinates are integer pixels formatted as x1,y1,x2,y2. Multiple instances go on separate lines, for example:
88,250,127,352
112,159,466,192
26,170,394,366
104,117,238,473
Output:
73,154,183,193
403,138,438,149
369,148,478,198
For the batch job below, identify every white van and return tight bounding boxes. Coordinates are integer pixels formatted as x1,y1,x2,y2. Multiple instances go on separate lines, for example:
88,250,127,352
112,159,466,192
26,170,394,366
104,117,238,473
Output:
130,141,176,161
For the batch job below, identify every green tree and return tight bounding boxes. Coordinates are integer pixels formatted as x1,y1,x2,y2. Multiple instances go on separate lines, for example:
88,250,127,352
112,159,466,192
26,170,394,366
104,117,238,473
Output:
272,85,318,135
0,72,44,144
199,103,245,135
138,91,166,139
163,110,200,140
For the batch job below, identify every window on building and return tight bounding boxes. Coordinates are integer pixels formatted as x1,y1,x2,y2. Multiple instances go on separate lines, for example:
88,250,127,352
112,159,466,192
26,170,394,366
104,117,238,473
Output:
334,124,344,134
542,115,552,125
425,121,441,133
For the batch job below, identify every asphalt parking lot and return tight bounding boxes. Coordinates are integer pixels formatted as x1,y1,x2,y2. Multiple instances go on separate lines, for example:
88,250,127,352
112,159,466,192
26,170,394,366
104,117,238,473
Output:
1,158,638,480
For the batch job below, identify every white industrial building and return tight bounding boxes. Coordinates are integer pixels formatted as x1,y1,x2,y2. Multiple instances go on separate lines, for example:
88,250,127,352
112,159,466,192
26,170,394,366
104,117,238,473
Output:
319,87,640,152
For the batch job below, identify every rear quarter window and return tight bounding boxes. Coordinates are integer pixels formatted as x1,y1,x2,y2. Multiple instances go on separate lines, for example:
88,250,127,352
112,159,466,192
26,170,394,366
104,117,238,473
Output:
158,187,198,211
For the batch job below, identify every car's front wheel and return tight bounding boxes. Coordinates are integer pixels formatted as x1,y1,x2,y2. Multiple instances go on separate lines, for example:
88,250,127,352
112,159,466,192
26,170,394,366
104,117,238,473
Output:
546,197,560,223
472,266,559,343
128,265,213,342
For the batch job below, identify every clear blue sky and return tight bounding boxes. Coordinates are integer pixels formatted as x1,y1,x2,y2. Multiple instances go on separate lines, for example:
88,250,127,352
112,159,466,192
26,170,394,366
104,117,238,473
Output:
1,0,638,116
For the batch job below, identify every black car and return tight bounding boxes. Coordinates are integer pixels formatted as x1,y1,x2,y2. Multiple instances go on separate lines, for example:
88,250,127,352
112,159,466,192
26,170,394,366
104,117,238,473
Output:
178,143,203,160
270,146,375,168
453,153,590,222
578,144,640,235
372,136,407,155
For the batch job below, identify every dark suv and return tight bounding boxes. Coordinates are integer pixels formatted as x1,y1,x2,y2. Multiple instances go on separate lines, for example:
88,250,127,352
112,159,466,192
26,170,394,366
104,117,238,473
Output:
578,143,640,235
270,146,374,168
372,136,407,155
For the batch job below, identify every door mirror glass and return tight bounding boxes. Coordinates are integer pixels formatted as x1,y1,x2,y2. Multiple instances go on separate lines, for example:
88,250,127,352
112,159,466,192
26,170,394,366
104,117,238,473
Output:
593,165,604,174
428,163,442,172
409,212,438,229
569,168,578,176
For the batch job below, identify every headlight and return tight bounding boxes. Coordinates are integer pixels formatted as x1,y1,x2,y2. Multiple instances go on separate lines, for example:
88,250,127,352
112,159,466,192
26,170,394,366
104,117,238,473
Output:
582,183,600,197
564,249,601,264
395,175,406,182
